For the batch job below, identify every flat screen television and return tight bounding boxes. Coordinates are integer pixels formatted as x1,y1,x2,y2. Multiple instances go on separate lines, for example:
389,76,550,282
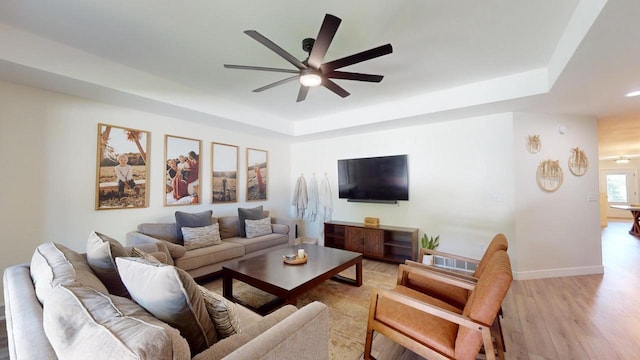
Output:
337,155,409,203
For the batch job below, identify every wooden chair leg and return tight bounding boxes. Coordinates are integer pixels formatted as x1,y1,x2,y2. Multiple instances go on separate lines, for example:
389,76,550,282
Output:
491,319,505,360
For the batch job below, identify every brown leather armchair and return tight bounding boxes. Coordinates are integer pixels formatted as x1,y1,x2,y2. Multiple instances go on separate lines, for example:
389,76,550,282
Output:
364,250,512,360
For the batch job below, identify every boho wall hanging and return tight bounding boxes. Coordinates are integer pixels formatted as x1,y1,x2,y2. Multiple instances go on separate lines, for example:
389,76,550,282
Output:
526,134,541,153
211,142,238,203
95,123,150,210
246,148,268,201
536,159,563,192
568,147,588,176
165,135,202,206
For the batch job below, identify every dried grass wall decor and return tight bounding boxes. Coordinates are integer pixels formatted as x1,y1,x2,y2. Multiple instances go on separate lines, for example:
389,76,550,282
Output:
568,147,588,176
536,159,563,192
526,134,541,153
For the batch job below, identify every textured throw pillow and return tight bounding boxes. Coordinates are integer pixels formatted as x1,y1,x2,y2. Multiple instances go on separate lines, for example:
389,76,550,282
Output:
116,257,217,355
175,210,212,243
244,217,273,239
198,285,241,339
130,246,161,263
30,242,109,304
43,285,189,360
86,231,130,298
182,223,222,251
237,206,264,237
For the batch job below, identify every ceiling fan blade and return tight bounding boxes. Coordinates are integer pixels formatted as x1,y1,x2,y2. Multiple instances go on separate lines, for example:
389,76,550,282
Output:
244,30,307,70
321,44,393,72
296,85,310,102
224,64,300,74
307,14,341,69
252,75,299,92
325,71,384,82
322,78,350,98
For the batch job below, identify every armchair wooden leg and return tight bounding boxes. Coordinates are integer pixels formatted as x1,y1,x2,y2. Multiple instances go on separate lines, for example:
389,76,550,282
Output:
364,291,380,360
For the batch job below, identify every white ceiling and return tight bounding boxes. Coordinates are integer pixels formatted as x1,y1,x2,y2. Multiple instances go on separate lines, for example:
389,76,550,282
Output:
0,0,639,153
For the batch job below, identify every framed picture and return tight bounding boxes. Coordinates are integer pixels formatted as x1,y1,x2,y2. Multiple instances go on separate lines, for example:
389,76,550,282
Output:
165,135,202,206
211,142,238,203
95,123,150,210
246,148,268,201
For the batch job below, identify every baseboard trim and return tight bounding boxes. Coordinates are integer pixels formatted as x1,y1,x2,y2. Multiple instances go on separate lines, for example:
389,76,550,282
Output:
514,265,604,280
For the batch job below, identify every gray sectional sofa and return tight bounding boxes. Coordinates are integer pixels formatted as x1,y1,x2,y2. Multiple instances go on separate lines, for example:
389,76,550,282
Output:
126,209,296,278
3,237,328,359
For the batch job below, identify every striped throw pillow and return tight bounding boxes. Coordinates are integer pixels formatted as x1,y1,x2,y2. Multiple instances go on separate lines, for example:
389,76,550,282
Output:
198,286,241,339
244,217,272,239
181,223,222,251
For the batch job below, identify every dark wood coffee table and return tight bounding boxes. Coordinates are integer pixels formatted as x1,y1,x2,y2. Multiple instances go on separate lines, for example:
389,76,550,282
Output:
222,244,362,315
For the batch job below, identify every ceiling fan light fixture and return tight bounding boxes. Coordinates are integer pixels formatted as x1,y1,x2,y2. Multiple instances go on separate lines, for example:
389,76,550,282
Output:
300,71,322,87
615,156,630,164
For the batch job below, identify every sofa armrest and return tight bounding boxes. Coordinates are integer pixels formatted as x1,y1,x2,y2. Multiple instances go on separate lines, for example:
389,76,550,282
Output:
125,242,173,265
271,217,296,246
126,231,186,260
3,264,57,360
193,302,328,360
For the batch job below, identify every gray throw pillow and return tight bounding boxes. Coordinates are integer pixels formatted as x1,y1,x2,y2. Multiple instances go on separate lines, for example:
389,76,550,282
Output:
86,231,130,298
175,210,212,243
237,206,264,237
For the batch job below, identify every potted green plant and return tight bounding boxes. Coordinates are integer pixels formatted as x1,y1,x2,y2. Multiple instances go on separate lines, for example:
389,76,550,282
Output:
421,234,440,265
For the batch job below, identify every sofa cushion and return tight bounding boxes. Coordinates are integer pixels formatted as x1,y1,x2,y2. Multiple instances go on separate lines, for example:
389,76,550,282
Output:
86,231,130,298
174,241,245,272
116,257,217,355
245,217,273,239
43,285,190,360
198,286,241,339
217,216,239,239
272,223,289,235
30,242,108,304
175,210,213,243
226,233,289,254
182,223,222,251
237,206,264,237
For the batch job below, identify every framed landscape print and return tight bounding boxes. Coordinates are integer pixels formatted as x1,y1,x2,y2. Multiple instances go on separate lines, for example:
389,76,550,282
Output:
212,142,238,203
246,148,268,201
165,135,202,206
95,123,150,210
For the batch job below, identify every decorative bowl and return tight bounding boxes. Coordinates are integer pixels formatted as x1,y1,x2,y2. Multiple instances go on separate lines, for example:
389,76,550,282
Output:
283,254,297,261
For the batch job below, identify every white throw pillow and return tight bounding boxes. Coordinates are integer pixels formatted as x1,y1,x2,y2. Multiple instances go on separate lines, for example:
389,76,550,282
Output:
244,217,273,239
182,223,222,250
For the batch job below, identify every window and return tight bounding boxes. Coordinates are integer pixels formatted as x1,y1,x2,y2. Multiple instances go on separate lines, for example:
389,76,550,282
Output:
606,174,628,203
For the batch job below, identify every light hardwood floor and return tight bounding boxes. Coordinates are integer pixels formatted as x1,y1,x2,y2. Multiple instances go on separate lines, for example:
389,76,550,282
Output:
1,221,638,359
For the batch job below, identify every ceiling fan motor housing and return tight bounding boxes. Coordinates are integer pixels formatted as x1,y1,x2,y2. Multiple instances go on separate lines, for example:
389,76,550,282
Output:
302,38,315,54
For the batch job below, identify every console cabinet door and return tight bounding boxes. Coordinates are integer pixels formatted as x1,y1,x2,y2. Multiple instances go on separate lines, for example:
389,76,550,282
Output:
345,227,363,252
363,228,384,257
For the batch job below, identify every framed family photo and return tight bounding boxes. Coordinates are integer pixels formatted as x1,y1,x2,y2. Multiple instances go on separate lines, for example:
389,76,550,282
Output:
211,142,238,203
95,123,150,210
246,148,268,201
165,135,202,206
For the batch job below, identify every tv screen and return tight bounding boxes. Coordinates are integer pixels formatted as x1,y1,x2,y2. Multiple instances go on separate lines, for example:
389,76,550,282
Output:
338,155,409,203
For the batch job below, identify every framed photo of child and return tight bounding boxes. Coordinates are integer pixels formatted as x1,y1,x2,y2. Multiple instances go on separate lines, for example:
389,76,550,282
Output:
212,142,238,203
246,148,268,201
165,135,202,206
95,123,150,210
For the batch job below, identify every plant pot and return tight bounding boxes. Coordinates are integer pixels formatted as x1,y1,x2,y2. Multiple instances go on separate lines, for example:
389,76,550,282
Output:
422,254,434,265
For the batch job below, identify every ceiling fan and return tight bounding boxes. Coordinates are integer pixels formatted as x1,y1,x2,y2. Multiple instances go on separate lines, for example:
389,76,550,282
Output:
224,13,393,102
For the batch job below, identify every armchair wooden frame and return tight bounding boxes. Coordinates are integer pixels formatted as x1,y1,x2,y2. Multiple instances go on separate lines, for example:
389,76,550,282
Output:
365,263,508,360
365,288,497,360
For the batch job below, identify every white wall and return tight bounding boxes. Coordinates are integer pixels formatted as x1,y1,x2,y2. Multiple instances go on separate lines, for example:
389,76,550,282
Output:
0,80,292,301
514,112,602,279
292,112,603,280
291,113,517,260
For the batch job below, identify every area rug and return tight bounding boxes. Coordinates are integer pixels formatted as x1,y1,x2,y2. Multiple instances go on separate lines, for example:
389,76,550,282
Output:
201,260,397,360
